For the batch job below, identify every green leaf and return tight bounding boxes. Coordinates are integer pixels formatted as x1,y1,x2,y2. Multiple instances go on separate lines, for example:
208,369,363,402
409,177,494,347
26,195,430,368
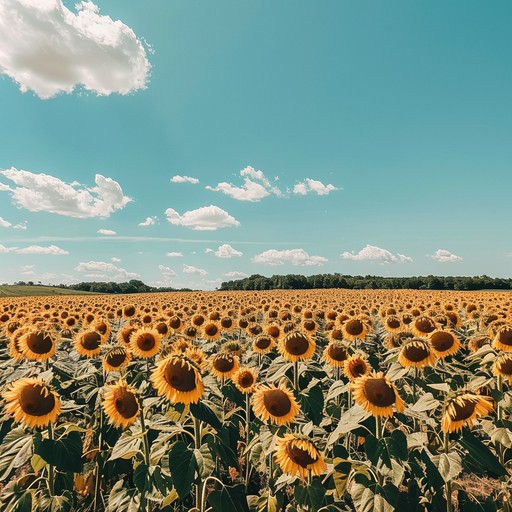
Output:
33,431,82,473
300,382,324,425
0,428,33,481
190,401,222,431
428,383,450,393
365,431,408,469
327,405,370,446
168,441,198,499
133,463,148,492
332,456,352,497
208,483,249,512
459,429,507,478
30,454,46,473
430,452,462,483
294,477,326,511
194,444,215,479
109,431,142,461
409,393,440,413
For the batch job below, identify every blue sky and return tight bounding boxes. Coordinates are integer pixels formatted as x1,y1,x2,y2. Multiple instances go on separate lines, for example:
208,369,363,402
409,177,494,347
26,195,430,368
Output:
0,0,511,289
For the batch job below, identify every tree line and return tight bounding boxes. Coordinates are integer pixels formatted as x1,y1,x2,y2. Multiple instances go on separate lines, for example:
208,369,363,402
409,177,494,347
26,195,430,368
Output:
219,273,512,291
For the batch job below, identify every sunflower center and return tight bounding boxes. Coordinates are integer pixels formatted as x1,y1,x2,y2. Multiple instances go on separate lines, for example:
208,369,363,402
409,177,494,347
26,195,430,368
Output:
403,342,430,362
262,389,292,417
205,324,219,337
213,356,235,373
26,331,53,354
255,336,272,349
286,443,317,468
497,356,512,375
164,360,197,392
284,333,309,356
114,389,139,419
497,327,512,346
192,316,205,327
303,320,316,332
123,306,136,317
120,328,136,345
20,384,56,416
363,378,396,407
155,322,169,336
238,319,249,329
415,317,436,334
430,332,455,352
345,319,364,336
267,326,280,339
449,399,476,421
221,318,233,329
82,331,102,350
348,361,367,378
169,317,181,329
386,318,401,329
95,322,108,335
328,344,347,361
106,350,127,367
239,373,254,388
137,334,156,351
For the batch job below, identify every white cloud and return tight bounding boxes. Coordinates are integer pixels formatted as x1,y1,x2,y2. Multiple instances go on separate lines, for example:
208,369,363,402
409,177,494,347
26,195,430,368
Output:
166,251,183,257
170,175,199,184
183,264,208,276
206,243,243,258
19,265,35,276
159,265,176,277
430,249,462,263
206,166,281,202
0,244,17,252
252,248,327,266
138,216,157,227
0,0,150,99
111,257,121,262
293,178,338,196
224,271,249,279
341,245,412,263
0,168,131,218
13,221,28,230
165,205,240,231
75,260,139,279
97,229,116,235
16,244,69,255
0,216,12,228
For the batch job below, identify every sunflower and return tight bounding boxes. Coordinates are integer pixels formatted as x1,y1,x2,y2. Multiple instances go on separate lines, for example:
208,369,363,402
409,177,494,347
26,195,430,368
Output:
3,378,61,428
301,319,318,335
103,346,131,372
383,330,414,350
154,321,171,337
322,341,349,368
129,327,162,358
151,355,204,404
253,335,274,354
210,353,239,380
117,326,138,346
492,352,512,382
122,304,137,318
398,338,437,368
341,318,368,341
274,433,327,482
102,380,140,429
328,328,344,343
411,316,437,337
278,331,316,362
441,393,493,433
191,314,205,328
168,315,184,333
351,371,404,417
429,330,460,358
492,325,512,352
92,320,111,341
343,354,370,382
252,383,300,426
184,347,209,370
18,329,56,361
220,316,235,333
202,322,221,342
75,329,103,357
233,367,258,394
468,334,491,353
8,327,29,360
383,315,402,333
265,323,283,341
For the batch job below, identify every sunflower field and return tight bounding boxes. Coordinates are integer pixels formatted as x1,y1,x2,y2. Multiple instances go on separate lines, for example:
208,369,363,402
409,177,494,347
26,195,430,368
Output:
0,289,511,512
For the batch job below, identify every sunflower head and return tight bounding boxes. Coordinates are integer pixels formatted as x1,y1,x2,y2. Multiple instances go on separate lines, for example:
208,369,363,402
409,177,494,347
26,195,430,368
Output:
342,318,368,341
210,353,239,380
274,433,327,482
411,316,437,337
252,383,300,426
221,340,244,357
492,352,512,381
468,334,491,353
384,315,402,333
278,331,316,362
233,367,258,394
129,327,162,358
441,392,493,433
103,346,131,372
3,378,61,428
253,335,274,354
19,329,56,361
398,338,437,368
343,353,370,382
75,329,103,357
351,371,404,417
493,325,512,352
102,380,140,429
429,330,460,358
202,321,221,342
322,341,349,368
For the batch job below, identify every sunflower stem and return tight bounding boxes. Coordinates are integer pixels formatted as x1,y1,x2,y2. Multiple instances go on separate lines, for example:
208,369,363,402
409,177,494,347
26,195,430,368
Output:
293,361,299,393
497,375,503,422
47,422,54,496
93,370,105,512
444,430,453,512
245,393,251,492
194,417,203,511
375,415,382,440
138,401,151,512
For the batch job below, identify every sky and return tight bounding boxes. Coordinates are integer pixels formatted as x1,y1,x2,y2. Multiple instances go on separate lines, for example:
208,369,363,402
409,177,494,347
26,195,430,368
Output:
0,0,511,290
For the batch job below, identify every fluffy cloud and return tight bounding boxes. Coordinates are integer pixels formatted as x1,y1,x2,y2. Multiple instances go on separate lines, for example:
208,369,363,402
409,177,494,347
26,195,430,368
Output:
166,251,183,257
252,249,327,266
170,175,199,184
206,243,243,258
206,166,281,202
0,0,150,99
75,260,139,279
430,249,462,263
0,168,131,218
0,244,17,253
16,244,69,255
111,257,121,262
183,264,208,276
224,271,249,279
165,205,240,231
159,265,176,277
19,265,35,276
0,216,11,228
97,229,116,235
293,178,338,196
341,245,412,263
138,216,157,227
